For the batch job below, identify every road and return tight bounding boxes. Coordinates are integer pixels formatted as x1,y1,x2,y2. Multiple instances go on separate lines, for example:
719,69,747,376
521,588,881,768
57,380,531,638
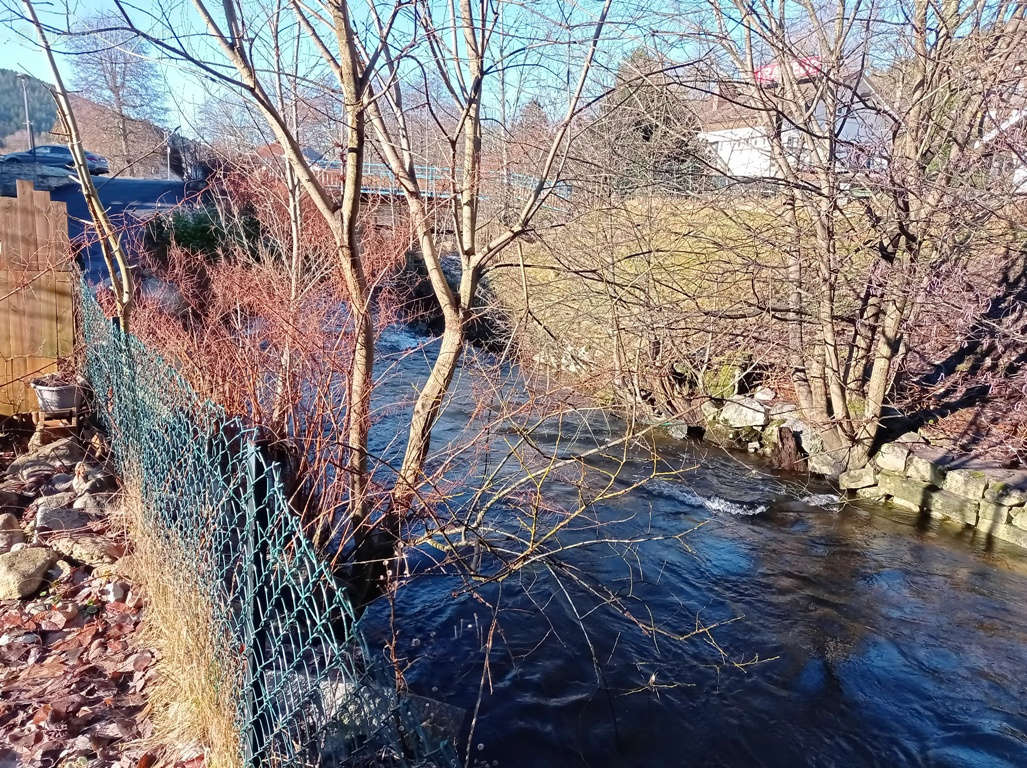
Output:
50,176,187,282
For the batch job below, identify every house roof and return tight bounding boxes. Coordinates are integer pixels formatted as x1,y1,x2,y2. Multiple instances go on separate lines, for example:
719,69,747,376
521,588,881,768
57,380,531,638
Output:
695,96,765,133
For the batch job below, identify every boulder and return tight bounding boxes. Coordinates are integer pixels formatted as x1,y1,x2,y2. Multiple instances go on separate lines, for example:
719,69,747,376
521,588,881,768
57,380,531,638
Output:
839,467,877,490
878,472,930,512
1010,506,1027,530
769,402,800,421
874,443,909,474
719,396,768,429
72,492,111,512
924,489,978,524
753,387,776,402
0,547,56,599
48,534,121,567
0,486,27,511
35,437,87,468
942,469,989,501
0,513,24,553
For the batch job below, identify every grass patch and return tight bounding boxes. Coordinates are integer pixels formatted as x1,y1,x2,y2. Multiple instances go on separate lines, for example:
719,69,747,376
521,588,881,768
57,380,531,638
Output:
113,478,242,768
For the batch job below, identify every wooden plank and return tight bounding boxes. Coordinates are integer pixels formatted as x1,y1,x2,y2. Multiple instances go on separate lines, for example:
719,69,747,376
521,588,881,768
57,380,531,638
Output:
0,185,72,415
54,272,74,358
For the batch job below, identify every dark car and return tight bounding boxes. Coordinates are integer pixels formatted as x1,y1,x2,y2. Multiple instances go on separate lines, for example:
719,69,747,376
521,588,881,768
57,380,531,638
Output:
0,145,110,175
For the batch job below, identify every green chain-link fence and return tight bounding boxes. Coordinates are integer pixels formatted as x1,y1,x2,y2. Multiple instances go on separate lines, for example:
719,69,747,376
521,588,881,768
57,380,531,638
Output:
80,284,458,767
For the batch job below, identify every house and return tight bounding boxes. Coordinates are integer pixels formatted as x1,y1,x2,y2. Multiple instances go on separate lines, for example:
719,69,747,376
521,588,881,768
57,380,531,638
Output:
695,67,883,181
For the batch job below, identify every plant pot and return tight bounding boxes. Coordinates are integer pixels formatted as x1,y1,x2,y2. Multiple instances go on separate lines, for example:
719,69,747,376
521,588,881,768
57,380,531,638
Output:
31,382,84,412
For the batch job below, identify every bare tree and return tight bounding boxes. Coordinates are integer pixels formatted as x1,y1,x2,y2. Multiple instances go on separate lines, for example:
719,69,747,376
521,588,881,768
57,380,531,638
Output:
66,12,167,174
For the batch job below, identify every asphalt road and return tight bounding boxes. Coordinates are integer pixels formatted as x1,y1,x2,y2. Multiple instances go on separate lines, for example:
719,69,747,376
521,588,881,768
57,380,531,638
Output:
50,176,186,282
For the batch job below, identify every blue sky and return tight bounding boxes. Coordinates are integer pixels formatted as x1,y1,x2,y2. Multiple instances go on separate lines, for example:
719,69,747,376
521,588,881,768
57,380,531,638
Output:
0,0,657,143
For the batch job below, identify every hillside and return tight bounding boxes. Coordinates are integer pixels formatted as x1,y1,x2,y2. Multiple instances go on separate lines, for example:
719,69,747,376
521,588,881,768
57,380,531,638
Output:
0,69,57,150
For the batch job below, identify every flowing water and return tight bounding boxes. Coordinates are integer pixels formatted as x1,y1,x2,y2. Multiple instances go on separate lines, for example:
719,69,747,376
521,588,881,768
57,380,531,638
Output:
361,329,1027,767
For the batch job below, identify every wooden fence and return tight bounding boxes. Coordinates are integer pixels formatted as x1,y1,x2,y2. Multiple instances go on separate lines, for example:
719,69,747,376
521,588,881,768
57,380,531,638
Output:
0,179,74,416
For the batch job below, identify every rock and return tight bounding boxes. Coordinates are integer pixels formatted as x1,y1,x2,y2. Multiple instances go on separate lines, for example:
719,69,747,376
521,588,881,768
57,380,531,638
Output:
72,492,106,512
769,402,800,420
48,473,74,493
906,449,946,486
100,581,128,603
808,450,846,479
986,522,1027,549
48,534,121,567
942,469,989,501
34,437,87,468
699,399,721,424
746,441,760,453
978,501,1012,524
34,506,89,535
0,547,56,599
983,472,1027,506
45,559,74,582
0,513,24,553
924,489,978,524
878,471,930,512
0,486,28,510
29,491,78,515
895,431,927,445
753,387,776,402
719,396,768,429
855,485,886,501
839,467,877,490
1010,506,1027,530
874,442,909,474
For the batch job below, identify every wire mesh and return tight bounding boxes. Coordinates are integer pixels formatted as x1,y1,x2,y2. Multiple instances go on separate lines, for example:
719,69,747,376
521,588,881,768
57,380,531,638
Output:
80,284,457,767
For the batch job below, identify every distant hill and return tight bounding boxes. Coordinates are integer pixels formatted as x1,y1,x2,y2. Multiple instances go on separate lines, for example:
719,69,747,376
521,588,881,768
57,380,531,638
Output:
0,69,57,150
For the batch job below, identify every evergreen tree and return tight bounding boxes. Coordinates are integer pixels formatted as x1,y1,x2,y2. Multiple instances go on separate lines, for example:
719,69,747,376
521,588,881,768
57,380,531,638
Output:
0,69,57,149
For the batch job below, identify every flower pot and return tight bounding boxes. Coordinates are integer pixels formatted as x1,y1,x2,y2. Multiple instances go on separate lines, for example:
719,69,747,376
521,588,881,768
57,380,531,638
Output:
31,382,84,412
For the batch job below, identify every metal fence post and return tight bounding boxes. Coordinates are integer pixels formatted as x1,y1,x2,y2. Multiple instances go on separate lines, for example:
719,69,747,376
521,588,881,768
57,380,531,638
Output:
243,439,259,767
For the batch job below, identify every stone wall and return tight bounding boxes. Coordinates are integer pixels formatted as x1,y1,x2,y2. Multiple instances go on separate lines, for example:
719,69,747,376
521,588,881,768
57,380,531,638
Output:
839,434,1027,549
681,396,1027,551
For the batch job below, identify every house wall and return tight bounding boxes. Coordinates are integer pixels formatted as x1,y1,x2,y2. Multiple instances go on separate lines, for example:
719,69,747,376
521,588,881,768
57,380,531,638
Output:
700,125,775,178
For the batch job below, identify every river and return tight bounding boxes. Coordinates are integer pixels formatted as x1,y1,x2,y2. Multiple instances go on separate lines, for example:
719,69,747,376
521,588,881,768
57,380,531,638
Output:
358,327,1027,767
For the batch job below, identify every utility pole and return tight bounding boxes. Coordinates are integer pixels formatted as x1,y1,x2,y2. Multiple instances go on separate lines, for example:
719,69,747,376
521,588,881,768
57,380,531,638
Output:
17,74,35,158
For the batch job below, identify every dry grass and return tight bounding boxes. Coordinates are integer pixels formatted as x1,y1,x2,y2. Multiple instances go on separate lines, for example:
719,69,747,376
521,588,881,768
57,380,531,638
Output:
113,477,242,768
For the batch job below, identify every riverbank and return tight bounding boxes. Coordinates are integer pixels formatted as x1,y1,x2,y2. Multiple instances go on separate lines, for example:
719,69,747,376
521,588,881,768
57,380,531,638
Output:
684,393,1027,549
0,425,171,766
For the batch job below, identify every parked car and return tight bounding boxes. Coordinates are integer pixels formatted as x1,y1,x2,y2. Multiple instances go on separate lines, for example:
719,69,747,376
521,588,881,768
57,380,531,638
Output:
0,145,110,175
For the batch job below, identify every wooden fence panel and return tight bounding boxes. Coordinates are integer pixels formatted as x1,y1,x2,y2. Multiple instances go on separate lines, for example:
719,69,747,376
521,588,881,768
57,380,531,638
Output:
0,180,73,415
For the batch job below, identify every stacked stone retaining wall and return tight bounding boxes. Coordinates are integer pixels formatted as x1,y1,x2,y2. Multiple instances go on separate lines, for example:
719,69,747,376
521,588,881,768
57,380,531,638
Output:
840,435,1027,549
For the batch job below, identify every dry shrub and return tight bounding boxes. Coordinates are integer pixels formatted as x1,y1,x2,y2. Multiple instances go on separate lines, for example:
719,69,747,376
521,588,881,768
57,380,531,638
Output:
113,477,242,768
